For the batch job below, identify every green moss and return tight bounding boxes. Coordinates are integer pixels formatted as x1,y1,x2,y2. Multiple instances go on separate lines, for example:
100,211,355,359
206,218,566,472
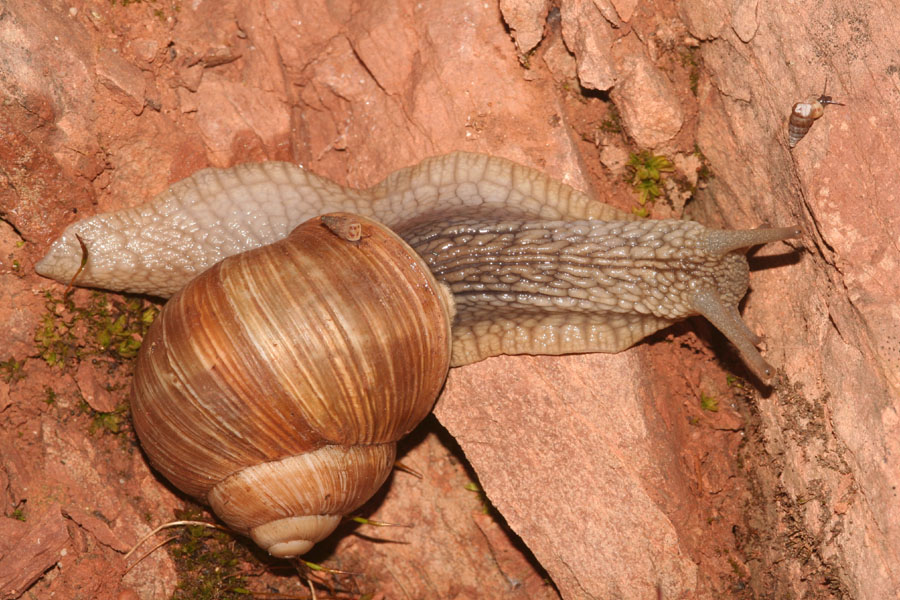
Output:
91,296,159,358
680,48,702,96
726,374,746,389
0,358,25,383
627,151,674,217
600,107,622,134
10,507,25,521
43,387,58,405
169,509,253,600
35,310,71,367
463,480,492,514
34,291,158,368
700,392,719,412
88,403,130,435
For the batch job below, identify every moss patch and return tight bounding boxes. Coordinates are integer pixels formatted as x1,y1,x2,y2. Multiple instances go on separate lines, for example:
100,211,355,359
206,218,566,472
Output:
169,509,253,600
34,291,158,368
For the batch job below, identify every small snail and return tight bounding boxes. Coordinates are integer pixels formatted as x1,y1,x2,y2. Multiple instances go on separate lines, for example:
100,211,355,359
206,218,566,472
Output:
35,152,800,555
788,85,844,148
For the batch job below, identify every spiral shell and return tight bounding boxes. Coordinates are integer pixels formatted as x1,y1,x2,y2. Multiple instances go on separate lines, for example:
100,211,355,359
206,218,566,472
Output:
131,213,453,556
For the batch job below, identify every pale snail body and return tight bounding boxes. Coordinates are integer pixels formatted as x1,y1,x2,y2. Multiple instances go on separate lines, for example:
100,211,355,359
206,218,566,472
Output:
36,153,625,298
36,152,800,556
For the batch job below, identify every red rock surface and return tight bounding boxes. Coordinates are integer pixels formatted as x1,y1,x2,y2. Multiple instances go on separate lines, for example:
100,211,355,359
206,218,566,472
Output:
0,504,68,599
1,0,897,599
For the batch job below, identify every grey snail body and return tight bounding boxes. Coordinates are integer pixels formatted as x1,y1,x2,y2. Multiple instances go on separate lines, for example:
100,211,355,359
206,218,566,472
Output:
35,152,800,556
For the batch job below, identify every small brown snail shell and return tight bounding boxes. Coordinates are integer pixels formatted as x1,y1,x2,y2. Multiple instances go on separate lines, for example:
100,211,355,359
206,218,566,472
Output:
788,92,844,148
130,213,453,557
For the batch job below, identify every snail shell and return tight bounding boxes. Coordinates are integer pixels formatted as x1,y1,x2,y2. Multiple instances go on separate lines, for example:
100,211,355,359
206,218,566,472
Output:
131,213,453,557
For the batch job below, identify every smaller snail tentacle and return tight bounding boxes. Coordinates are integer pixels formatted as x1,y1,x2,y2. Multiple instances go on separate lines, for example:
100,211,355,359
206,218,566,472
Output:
688,287,773,378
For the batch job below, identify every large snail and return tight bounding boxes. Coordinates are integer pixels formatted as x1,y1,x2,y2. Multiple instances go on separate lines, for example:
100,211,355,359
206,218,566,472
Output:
35,151,800,556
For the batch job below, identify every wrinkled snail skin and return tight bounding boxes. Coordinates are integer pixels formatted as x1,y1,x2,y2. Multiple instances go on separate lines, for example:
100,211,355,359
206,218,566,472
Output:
36,152,626,297
401,216,799,377
36,152,800,555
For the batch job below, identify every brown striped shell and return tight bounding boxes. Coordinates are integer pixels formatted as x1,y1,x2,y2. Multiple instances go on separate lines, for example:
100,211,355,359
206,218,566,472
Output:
130,213,453,557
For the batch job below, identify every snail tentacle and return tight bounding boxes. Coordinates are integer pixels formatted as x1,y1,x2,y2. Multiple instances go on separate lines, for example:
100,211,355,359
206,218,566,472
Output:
688,287,773,379
701,226,802,256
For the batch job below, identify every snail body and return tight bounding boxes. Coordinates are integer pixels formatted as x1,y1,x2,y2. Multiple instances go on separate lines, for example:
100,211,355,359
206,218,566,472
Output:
36,152,801,555
36,153,626,298
402,215,797,374
788,93,843,148
36,152,799,377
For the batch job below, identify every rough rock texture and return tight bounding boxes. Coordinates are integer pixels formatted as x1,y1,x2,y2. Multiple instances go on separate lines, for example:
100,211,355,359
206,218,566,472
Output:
1,0,896,599
610,34,685,149
0,504,69,599
440,354,701,599
679,0,900,597
559,0,618,91
499,0,550,54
